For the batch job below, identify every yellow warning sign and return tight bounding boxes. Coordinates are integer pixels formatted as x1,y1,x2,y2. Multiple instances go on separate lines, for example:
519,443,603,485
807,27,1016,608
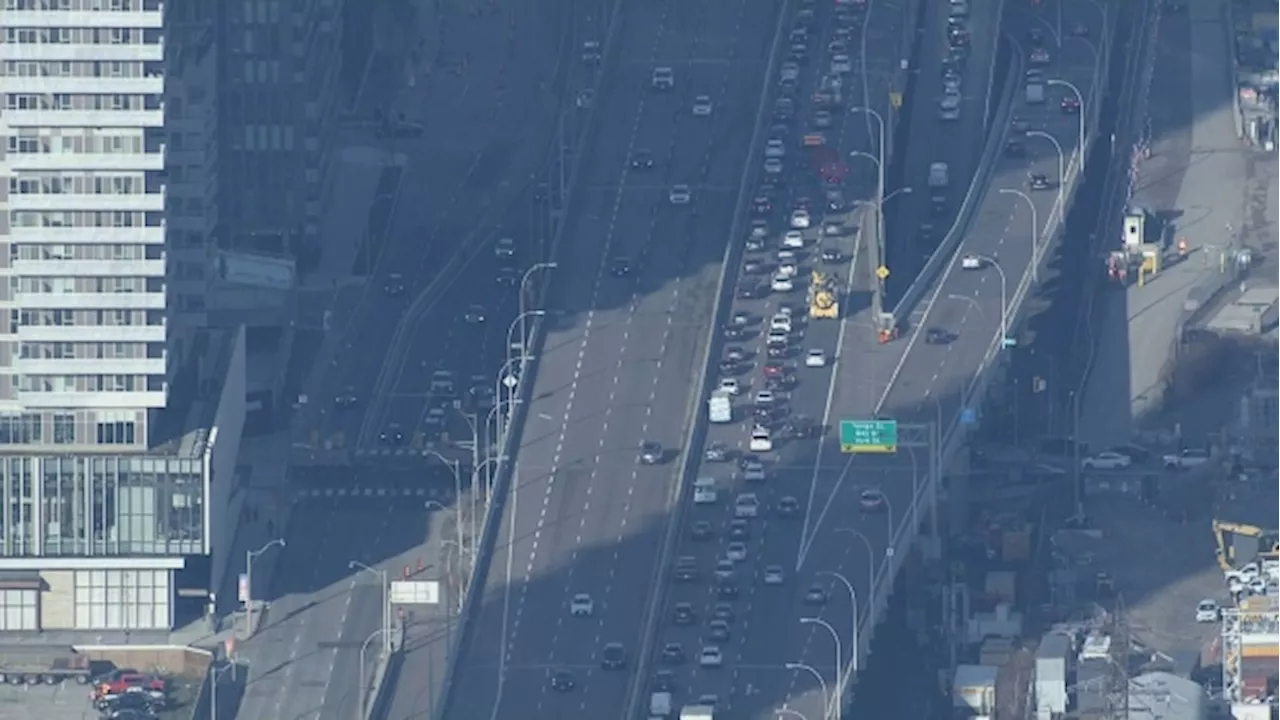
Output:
889,92,903,109
876,265,891,280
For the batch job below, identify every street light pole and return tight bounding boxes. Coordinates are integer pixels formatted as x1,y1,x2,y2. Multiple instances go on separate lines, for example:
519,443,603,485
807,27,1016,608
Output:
833,528,876,612
1048,79,1086,172
506,310,546,368
998,189,1040,282
518,263,557,356
244,538,285,638
358,628,388,720
972,254,1009,346
209,660,238,720
849,149,884,323
817,570,860,676
425,449,464,566
848,107,886,266
1027,130,1066,229
785,662,828,720
349,561,390,656
801,617,843,720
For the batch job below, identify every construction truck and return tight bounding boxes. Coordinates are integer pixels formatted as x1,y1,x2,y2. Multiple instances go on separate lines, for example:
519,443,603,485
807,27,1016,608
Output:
1212,519,1279,572
808,270,839,319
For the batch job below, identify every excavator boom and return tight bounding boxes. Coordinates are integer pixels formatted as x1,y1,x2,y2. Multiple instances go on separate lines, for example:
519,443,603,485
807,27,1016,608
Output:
1214,519,1280,570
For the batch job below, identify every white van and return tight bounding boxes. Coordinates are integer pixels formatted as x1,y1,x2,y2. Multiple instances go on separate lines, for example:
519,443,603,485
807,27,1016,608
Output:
693,477,718,504
650,691,672,717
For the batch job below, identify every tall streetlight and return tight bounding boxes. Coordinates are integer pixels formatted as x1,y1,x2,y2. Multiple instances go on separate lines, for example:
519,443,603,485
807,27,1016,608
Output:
243,538,285,638
818,570,860,677
424,449,465,560
506,309,546,367
1027,130,1065,230
358,627,388,720
349,561,391,657
518,263,557,355
785,662,827,720
1048,79,1086,172
832,528,876,613
801,617,843,720
847,106,885,211
849,149,885,323
969,254,1009,349
998,189,1040,282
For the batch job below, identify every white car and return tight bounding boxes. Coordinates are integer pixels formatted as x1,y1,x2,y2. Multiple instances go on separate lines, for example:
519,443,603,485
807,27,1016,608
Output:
770,313,792,333
714,559,735,580
693,477,717,504
718,377,741,396
763,565,785,585
830,54,852,74
570,593,594,617
944,78,961,96
1164,448,1211,469
668,184,692,205
950,1,969,17
734,493,760,518
813,110,834,128
651,66,674,89
765,138,786,158
764,157,784,175
777,261,799,279
749,427,773,453
699,646,724,668
776,249,798,264
960,253,983,269
783,230,806,248
771,275,794,293
726,541,747,562
1195,599,1220,623
790,209,811,229
805,349,827,368
767,330,789,347
742,463,766,482
754,391,776,405
779,62,800,82
939,95,960,121
693,95,714,116
1081,451,1132,470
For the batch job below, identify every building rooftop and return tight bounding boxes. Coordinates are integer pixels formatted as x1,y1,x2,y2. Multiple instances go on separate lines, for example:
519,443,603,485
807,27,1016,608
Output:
149,327,243,458
1127,671,1207,720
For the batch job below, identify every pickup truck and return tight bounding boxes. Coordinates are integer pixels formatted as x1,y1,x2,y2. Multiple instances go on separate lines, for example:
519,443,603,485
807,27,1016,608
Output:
1162,448,1211,470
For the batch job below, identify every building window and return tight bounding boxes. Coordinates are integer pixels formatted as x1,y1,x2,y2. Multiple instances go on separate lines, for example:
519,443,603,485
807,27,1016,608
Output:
96,421,135,445
73,569,170,630
52,414,75,444
0,589,37,631
0,414,41,444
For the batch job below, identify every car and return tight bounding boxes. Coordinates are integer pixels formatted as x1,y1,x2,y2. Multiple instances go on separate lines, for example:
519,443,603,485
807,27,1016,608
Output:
1163,448,1211,469
570,593,594,617
1011,116,1030,134
707,619,731,641
749,427,773,452
1004,140,1026,157
770,313,793,333
463,304,486,323
805,348,827,368
1195,599,1220,623
690,520,714,540
738,283,767,299
494,237,516,258
743,257,767,275
726,541,748,562
821,247,844,263
384,272,407,296
859,488,886,511
1061,95,1081,114
939,94,961,121
549,669,576,692
830,54,852,74
610,256,632,277
651,670,676,692
712,603,735,622
782,230,805,249
639,440,664,465
661,642,686,664
716,580,739,600
764,157,784,175
668,184,692,204
581,40,601,64
812,110,834,129
496,266,518,286
779,61,800,82
699,646,724,668
1110,444,1153,463
804,585,827,605
601,642,627,669
379,424,405,445
1028,27,1045,46
949,0,969,16
765,138,786,158
1029,173,1051,190
693,478,717,504
790,209,811,229
722,324,746,340
1030,47,1050,65
786,414,818,439
575,89,595,109
725,344,748,360
630,149,655,169
745,235,766,252
742,462,767,483
1082,451,1132,470
771,275,794,293
762,361,788,378
961,254,983,270
754,390,776,406
693,95,714,116
334,387,358,408
718,378,741,396
1071,21,1090,37
925,327,957,345
673,559,698,582
673,602,696,625
651,66,674,89
97,692,162,716
763,565,785,585
752,196,772,215
735,493,760,518
778,495,800,516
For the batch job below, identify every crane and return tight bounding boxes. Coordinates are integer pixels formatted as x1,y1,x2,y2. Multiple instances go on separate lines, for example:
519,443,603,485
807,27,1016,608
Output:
1212,519,1280,572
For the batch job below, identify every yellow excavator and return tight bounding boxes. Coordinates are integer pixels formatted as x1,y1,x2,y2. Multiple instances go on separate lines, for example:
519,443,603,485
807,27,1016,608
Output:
808,270,839,319
1213,519,1280,571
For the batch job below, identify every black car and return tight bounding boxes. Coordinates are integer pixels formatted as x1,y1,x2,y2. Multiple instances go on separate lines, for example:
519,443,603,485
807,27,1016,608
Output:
716,581,739,600
384,274,406,296
728,520,749,540
630,149,654,169
925,327,957,345
738,453,762,470
712,603,736,622
766,344,790,359
707,620,731,642
1028,27,1045,46
610,256,632,276
379,425,405,445
549,669,576,692
1070,21,1089,37
705,442,730,462
718,359,742,375
335,387,358,408
722,325,747,340
738,283,767,299
101,693,161,718
690,520,714,541
673,603,696,625
785,415,819,439
1029,173,1051,190
820,247,844,264
639,441,664,465
661,642,686,664
777,495,800,516
652,670,676,692
752,196,771,215
743,259,767,275
601,643,627,669
1004,140,1026,157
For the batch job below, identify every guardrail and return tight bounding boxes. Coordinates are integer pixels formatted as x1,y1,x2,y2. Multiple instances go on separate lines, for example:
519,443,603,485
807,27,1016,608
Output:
430,0,625,717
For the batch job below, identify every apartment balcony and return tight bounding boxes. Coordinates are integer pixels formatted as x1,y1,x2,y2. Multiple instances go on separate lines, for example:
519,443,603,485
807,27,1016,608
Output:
2,77,165,97
14,357,166,377
12,260,165,278
16,325,165,344
12,191,165,214
15,293,167,311
4,109,163,129
12,227,165,245
20,390,167,411
6,152,166,173
1,11,163,29
0,44,163,64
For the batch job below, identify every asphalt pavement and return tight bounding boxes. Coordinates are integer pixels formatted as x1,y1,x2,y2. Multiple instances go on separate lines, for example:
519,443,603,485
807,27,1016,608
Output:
439,0,786,717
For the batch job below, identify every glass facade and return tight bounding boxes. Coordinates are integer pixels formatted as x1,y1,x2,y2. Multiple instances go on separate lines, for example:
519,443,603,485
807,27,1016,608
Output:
73,569,171,631
0,455,204,557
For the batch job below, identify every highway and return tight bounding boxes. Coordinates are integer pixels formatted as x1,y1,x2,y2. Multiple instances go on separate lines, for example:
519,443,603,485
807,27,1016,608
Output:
236,2,574,720
439,0,786,717
634,0,1007,717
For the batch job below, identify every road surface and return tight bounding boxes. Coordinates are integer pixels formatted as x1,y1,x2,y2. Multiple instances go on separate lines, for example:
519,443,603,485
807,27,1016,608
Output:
440,0,785,718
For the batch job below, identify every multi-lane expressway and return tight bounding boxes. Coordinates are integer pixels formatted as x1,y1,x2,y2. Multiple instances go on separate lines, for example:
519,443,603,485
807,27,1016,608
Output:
236,2,574,720
440,0,786,717
638,0,1004,718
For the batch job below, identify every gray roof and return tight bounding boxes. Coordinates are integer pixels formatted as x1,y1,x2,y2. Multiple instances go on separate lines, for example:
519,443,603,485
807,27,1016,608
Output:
1127,671,1206,720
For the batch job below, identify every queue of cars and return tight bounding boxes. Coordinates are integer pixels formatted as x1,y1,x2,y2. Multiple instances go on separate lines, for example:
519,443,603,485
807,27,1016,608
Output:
90,669,169,719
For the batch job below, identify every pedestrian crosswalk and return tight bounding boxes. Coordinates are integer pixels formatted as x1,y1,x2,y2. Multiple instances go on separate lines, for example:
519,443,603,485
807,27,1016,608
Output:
295,486,451,499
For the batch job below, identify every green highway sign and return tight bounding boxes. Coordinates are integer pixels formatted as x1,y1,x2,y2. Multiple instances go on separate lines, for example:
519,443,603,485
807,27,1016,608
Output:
839,419,899,454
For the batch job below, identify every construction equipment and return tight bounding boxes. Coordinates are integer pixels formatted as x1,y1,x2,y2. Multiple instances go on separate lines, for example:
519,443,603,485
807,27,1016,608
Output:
1213,519,1280,571
808,270,839,319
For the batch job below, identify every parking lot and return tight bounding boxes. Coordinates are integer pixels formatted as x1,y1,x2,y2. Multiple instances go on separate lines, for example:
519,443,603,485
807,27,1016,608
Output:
0,676,199,720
